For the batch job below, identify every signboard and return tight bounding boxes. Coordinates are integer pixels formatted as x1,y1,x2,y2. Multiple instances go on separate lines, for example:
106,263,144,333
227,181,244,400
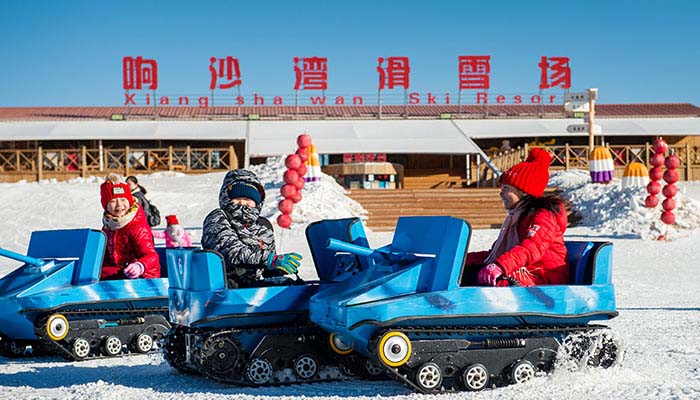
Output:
567,123,601,135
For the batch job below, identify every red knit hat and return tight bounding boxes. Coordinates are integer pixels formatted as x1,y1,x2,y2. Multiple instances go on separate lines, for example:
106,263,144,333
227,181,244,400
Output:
499,148,552,197
100,181,134,209
165,215,180,226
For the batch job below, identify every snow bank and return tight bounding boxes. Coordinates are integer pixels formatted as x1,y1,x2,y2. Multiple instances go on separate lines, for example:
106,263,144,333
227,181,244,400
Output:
551,170,700,240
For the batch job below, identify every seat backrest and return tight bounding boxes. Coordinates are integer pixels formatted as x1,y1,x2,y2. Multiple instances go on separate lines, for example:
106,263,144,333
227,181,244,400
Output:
27,229,106,285
305,217,370,282
391,216,471,291
565,241,595,285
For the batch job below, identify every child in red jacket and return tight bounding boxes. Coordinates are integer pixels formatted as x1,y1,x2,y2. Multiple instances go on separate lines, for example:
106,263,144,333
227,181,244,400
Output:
99,175,161,280
467,148,569,287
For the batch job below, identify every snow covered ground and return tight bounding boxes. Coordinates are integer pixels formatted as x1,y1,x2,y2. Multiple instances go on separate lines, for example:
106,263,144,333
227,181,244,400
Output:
1,162,700,400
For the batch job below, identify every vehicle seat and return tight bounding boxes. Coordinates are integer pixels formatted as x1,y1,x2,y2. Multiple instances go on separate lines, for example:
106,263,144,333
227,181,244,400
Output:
565,241,595,285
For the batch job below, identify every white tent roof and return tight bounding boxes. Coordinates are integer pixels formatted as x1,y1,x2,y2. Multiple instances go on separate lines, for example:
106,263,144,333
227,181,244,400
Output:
0,121,247,141
1,118,698,156
454,117,700,138
247,120,480,156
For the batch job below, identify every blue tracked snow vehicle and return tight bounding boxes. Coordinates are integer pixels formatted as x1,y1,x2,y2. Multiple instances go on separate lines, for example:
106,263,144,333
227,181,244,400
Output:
310,216,620,393
0,229,170,360
162,217,376,385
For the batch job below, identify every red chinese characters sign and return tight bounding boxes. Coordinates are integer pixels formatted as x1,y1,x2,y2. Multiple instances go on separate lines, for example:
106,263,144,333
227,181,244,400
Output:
293,57,328,90
122,56,158,90
458,55,490,89
209,56,242,90
377,57,410,90
538,56,571,89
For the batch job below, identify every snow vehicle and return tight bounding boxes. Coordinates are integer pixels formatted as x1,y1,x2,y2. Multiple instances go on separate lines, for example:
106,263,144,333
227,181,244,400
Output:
0,228,170,360
310,216,620,393
163,217,376,386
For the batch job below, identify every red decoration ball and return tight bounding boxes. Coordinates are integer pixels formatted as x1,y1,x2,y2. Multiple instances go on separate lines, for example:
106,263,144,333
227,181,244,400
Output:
296,163,308,177
277,213,292,228
280,184,297,199
278,199,293,214
297,134,312,148
283,169,299,184
665,154,681,169
296,148,309,163
293,176,305,190
662,184,677,198
662,198,676,212
645,195,659,208
663,169,679,184
285,154,302,170
648,166,664,182
291,192,302,204
653,139,668,154
660,211,675,225
646,181,661,195
650,153,666,167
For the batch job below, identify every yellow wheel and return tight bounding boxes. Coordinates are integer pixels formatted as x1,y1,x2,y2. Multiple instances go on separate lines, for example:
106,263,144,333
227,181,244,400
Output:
329,333,353,355
377,331,412,367
46,314,69,341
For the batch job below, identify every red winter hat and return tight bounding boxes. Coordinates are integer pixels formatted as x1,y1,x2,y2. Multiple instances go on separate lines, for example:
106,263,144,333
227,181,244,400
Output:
165,215,180,226
499,148,552,197
100,180,134,209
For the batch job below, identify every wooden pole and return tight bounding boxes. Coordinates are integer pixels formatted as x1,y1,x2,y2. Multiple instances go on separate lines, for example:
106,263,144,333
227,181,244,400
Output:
565,143,570,170
37,146,43,181
186,145,191,171
168,146,173,171
588,88,597,150
229,145,238,169
686,142,691,181
125,145,130,177
81,146,87,178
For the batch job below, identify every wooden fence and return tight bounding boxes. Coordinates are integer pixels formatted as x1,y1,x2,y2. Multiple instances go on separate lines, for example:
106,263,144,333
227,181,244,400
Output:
488,143,700,182
0,146,239,182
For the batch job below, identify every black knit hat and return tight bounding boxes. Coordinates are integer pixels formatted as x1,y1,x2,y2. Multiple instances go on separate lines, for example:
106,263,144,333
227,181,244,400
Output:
227,181,262,205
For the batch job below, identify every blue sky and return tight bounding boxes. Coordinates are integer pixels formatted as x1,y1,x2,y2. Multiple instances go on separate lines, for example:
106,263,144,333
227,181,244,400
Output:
1,0,698,106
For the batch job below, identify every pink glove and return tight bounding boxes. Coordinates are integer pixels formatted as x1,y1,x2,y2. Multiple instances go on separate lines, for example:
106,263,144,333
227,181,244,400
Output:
123,262,145,279
478,263,504,286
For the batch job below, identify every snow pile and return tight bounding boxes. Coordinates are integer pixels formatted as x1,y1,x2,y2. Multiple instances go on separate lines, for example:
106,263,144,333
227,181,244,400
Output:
551,170,700,239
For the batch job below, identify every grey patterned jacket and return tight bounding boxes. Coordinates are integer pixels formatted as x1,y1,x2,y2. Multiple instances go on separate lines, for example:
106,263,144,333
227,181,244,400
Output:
202,169,276,287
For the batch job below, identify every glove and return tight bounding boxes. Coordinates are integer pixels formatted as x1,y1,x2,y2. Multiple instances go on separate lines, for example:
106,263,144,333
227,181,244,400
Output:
478,263,504,286
123,262,145,279
266,252,302,275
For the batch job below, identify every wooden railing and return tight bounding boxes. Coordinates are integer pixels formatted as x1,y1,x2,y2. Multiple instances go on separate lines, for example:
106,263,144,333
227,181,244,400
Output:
488,143,700,181
0,146,239,182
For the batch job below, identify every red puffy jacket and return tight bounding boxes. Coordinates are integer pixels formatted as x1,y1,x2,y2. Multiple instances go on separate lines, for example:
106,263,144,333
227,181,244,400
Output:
468,203,569,285
100,207,161,280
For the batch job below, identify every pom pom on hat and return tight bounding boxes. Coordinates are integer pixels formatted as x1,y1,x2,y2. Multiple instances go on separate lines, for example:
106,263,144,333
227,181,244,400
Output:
499,148,552,197
165,215,180,226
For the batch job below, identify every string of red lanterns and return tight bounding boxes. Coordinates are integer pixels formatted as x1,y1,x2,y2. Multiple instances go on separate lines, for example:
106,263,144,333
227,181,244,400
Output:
277,134,312,228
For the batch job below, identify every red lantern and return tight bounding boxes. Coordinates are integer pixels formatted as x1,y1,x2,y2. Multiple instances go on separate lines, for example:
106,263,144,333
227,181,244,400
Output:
291,192,302,204
280,184,297,199
293,177,305,190
649,166,664,181
665,154,681,169
296,148,309,163
662,198,676,212
645,195,659,208
646,181,661,195
662,184,677,198
650,153,665,167
652,139,668,154
660,211,675,225
663,169,679,184
285,154,302,170
283,169,299,184
296,163,307,177
278,199,293,214
297,134,312,149
277,213,292,228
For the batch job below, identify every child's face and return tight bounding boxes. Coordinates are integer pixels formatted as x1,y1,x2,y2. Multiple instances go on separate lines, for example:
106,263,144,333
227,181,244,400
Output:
230,197,257,208
500,184,524,210
106,198,130,217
